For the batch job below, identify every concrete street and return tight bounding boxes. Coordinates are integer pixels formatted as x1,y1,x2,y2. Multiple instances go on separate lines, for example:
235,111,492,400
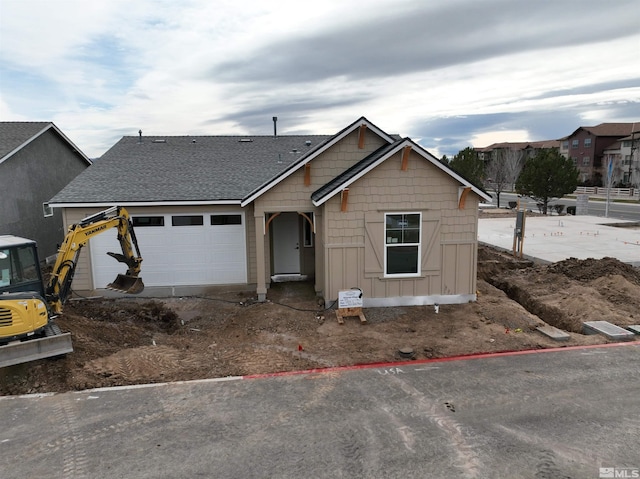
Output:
2,343,639,479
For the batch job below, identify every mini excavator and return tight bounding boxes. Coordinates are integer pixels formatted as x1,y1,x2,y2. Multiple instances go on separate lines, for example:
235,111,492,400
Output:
0,206,144,367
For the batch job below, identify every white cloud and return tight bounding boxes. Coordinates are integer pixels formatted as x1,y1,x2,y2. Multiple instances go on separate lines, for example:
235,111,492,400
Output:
1,0,638,158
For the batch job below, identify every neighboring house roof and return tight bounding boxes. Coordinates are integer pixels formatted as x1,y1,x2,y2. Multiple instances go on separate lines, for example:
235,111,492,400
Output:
568,123,640,138
50,134,332,206
312,138,492,206
476,140,559,152
0,121,92,166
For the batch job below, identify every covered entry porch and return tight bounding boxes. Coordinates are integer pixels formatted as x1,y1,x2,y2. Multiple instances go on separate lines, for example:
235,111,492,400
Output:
254,210,322,301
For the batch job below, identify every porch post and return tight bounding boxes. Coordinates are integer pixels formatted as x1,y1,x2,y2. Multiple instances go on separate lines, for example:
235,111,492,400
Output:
255,214,267,301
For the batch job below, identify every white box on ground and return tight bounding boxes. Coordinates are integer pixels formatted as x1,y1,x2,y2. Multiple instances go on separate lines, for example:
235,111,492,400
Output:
338,289,363,309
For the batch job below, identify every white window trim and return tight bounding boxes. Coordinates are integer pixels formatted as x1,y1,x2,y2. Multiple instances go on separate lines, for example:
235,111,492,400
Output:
42,203,53,217
383,212,422,278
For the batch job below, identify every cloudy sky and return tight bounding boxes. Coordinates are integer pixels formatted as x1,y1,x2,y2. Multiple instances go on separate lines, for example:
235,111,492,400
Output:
1,0,639,159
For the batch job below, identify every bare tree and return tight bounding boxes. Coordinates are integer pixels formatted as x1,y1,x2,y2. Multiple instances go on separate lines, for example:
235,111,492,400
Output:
484,148,526,207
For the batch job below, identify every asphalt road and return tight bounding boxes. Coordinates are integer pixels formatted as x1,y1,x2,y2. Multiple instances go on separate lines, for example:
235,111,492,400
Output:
2,343,639,479
499,192,640,221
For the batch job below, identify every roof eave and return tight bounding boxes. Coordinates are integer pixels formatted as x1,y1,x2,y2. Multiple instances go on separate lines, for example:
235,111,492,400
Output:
48,199,243,209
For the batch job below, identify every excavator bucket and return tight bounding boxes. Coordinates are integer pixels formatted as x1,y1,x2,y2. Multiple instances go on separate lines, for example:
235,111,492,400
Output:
107,274,145,294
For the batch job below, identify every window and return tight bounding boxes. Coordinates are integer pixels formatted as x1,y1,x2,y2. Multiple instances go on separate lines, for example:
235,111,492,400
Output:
623,155,632,166
562,141,569,149
584,138,592,147
582,157,590,165
571,157,578,165
385,213,421,276
0,245,39,288
303,212,314,247
133,216,165,227
172,215,203,226
623,140,632,147
210,214,241,225
572,139,579,149
42,203,53,217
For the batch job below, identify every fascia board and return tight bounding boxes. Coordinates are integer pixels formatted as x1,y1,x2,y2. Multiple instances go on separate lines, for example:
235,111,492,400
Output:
0,123,92,166
416,143,493,202
240,118,395,207
48,200,243,209
49,123,92,165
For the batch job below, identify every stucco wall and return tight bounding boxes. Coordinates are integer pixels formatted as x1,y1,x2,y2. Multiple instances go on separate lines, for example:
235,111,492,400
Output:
1,130,88,258
321,148,479,303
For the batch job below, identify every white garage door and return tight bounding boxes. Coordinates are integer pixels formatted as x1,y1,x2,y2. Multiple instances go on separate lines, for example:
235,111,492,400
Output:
89,212,247,288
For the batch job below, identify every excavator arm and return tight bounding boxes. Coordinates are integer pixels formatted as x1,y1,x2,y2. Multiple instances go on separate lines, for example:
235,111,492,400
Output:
45,206,144,314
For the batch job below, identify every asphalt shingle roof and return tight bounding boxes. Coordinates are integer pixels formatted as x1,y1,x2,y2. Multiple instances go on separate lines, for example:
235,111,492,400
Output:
0,122,52,160
50,135,332,204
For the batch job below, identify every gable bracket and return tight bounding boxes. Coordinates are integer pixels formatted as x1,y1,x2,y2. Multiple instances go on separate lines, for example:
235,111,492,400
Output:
358,124,367,149
264,212,280,235
341,188,349,212
458,186,472,210
304,163,311,186
298,212,315,233
401,146,412,171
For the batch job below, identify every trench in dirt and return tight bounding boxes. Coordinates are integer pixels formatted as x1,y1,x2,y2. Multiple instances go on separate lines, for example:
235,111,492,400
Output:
477,251,583,334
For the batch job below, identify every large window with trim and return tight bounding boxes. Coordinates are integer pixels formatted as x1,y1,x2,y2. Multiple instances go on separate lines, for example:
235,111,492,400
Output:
384,213,421,276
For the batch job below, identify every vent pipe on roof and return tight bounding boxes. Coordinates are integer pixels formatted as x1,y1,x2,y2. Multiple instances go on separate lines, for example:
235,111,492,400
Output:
273,116,278,138
138,130,142,143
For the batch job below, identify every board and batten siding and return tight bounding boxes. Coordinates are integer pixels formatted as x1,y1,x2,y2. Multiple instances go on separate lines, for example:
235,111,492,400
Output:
321,148,480,304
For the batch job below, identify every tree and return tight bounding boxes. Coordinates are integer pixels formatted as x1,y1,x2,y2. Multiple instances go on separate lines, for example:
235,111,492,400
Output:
449,147,484,186
515,148,579,214
484,148,526,208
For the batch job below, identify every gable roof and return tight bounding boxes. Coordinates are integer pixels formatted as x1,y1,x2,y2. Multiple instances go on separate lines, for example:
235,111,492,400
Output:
49,116,491,209
0,121,91,166
476,139,560,152
312,137,492,206
568,122,639,138
239,116,396,206
49,134,332,206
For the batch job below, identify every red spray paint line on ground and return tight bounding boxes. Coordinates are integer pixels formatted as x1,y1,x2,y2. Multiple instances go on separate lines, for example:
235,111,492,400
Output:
243,341,640,380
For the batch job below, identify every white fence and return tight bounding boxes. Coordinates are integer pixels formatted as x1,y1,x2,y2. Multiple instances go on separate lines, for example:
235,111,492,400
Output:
573,186,639,199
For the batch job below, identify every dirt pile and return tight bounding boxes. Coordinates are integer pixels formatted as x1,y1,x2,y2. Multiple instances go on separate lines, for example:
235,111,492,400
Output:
2,245,638,395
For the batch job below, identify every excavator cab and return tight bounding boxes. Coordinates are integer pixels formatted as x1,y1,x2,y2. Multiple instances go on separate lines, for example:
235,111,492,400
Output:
0,236,45,297
0,236,50,343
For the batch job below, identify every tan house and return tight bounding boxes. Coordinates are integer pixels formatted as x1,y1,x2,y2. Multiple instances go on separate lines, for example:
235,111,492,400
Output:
49,117,491,306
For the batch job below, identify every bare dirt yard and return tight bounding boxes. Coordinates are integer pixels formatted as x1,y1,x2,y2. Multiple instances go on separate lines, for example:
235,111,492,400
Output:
2,244,639,396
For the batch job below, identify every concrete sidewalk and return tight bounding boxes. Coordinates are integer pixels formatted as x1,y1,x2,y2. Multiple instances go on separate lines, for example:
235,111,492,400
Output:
478,214,640,266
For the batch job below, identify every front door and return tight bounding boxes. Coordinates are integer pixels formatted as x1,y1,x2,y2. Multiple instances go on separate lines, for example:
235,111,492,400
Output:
272,213,300,274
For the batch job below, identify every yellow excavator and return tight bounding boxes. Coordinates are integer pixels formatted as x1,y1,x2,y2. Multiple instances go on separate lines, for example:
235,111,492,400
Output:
0,206,144,367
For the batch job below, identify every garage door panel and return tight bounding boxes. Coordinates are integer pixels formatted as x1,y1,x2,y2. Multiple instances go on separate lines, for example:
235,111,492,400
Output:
89,212,247,288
